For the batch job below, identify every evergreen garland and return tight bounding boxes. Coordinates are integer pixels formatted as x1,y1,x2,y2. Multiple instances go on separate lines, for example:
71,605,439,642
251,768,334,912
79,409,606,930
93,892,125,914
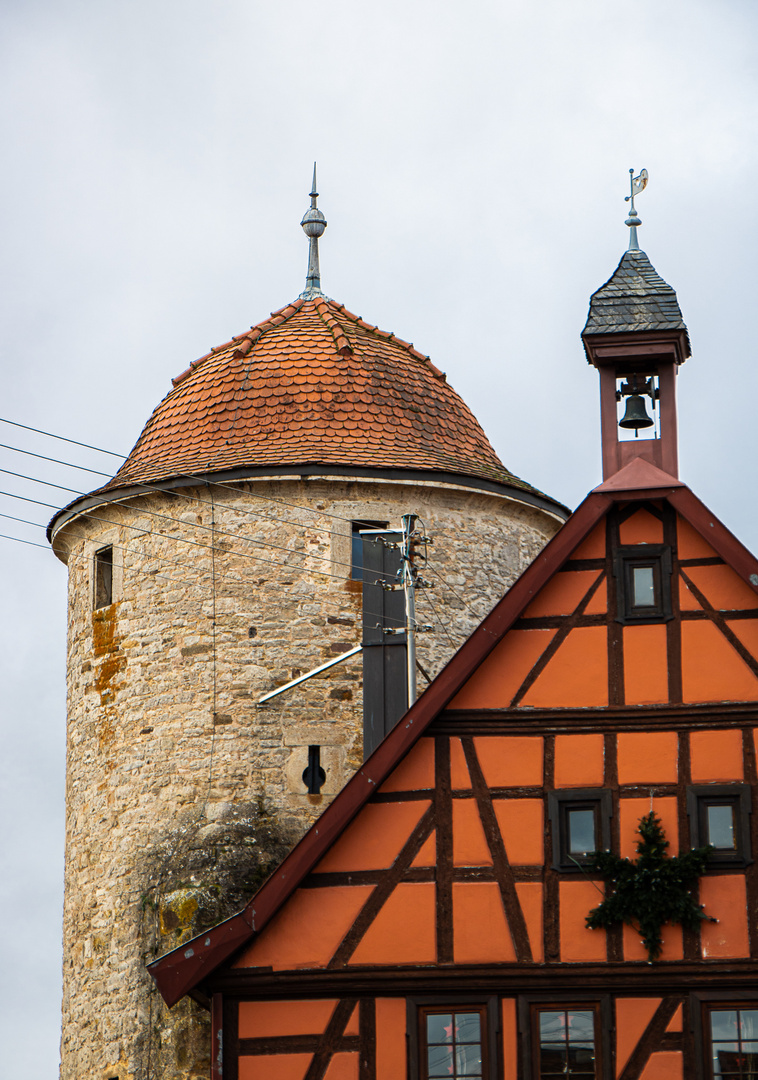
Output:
585,810,714,961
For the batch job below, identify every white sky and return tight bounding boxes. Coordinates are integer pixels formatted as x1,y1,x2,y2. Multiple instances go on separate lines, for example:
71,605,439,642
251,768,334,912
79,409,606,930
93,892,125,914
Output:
2,1,757,1074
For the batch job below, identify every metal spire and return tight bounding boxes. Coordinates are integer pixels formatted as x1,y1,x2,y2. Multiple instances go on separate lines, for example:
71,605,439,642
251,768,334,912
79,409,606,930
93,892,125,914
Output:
624,167,648,251
300,162,327,297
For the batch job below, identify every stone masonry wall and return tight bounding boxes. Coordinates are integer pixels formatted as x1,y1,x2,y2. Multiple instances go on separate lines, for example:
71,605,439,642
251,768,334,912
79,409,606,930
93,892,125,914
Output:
53,474,562,1080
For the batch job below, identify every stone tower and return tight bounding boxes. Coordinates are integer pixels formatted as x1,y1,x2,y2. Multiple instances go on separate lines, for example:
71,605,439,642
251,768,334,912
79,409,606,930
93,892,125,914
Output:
48,180,566,1080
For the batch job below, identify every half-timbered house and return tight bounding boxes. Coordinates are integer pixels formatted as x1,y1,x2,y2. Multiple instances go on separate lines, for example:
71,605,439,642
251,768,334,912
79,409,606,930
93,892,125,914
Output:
149,207,758,1080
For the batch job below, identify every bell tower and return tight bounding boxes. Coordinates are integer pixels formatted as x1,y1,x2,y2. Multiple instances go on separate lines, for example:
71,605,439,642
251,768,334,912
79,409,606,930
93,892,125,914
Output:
581,169,691,481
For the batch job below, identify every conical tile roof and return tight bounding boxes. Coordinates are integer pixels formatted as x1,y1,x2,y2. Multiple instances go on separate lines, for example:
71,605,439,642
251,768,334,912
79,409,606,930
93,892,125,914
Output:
582,248,691,356
100,295,553,500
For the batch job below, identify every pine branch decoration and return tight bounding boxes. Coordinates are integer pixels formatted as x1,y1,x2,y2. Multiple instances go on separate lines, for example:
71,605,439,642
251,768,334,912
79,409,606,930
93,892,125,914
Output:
585,811,714,961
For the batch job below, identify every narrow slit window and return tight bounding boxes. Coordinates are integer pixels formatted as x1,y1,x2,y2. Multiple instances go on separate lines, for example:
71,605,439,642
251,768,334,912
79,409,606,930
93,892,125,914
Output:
94,546,113,609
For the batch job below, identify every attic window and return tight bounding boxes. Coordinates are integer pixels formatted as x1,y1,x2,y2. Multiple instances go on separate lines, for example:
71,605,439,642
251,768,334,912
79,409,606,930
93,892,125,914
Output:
94,546,113,609
614,545,672,623
351,520,388,580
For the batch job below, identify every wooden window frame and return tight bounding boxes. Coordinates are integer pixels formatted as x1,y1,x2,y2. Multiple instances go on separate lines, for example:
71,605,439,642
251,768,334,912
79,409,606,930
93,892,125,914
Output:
614,544,673,624
518,995,610,1080
407,996,499,1080
548,789,612,873
691,993,758,1080
93,545,114,609
687,784,752,869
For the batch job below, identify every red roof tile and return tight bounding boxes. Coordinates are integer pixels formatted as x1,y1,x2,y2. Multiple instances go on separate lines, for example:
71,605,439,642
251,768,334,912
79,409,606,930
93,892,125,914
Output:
100,297,549,497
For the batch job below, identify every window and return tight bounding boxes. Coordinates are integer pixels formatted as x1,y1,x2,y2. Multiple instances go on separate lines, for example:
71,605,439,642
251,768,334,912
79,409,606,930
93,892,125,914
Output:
548,790,612,872
707,1006,758,1079
421,1008,487,1080
520,998,609,1079
350,521,388,580
614,545,672,623
94,546,113,609
688,785,752,868
409,999,497,1080
534,1007,600,1078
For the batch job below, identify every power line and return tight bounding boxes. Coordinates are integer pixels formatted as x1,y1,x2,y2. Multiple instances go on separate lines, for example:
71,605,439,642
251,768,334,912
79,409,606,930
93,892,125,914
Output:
0,442,112,476
0,416,126,457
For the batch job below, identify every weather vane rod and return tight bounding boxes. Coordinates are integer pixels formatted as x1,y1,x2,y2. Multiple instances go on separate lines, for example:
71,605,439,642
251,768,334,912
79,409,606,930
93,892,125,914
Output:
300,163,327,297
624,167,648,251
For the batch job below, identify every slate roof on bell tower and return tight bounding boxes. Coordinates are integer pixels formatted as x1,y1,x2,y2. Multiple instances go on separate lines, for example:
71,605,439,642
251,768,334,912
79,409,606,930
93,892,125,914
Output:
101,293,551,500
582,247,691,356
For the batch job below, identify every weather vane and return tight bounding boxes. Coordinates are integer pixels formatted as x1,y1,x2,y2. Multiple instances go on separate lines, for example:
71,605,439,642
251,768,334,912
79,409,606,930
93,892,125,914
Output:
624,167,648,251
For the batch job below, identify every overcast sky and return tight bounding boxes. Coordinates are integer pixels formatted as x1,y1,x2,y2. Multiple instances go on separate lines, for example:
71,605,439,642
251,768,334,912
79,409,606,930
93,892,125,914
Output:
2,1,758,1074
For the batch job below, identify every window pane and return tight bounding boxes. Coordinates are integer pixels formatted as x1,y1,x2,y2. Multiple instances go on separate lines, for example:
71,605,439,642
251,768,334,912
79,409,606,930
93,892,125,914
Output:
427,1014,453,1044
428,1045,453,1076
711,1011,739,1041
539,1012,565,1038
456,1043,482,1075
568,810,596,855
455,1014,481,1043
632,565,655,607
740,1011,758,1039
566,1011,594,1041
707,804,736,849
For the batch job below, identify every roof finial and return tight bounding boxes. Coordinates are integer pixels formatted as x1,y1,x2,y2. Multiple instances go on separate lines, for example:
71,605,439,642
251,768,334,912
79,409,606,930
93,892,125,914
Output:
624,167,648,251
300,162,327,297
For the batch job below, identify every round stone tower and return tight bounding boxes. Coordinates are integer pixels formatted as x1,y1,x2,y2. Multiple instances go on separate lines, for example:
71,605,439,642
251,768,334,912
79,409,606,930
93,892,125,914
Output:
49,180,566,1080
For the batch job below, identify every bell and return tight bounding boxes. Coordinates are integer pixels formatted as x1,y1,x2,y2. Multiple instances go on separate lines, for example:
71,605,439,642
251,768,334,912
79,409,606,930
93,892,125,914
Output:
619,393,654,430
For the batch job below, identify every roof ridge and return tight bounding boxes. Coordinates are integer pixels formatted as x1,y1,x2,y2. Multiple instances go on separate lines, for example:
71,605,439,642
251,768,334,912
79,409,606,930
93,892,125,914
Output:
328,301,447,381
312,296,353,357
171,298,306,388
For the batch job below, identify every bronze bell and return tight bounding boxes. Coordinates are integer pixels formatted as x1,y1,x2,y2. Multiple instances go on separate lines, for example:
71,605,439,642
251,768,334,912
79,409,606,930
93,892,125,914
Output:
619,393,654,430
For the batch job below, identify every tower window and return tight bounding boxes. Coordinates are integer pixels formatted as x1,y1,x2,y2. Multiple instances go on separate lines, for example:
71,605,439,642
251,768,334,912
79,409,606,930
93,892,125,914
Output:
94,546,113,609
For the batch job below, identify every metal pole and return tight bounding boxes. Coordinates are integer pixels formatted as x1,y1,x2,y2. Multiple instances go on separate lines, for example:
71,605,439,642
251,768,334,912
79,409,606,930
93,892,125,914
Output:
401,513,418,706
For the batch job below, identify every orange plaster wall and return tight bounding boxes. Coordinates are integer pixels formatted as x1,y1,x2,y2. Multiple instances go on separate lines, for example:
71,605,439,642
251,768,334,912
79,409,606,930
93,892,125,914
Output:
239,999,336,1038
323,1053,359,1080
516,882,544,961
411,832,436,868
559,880,606,961
729,618,758,676
615,998,660,1077
378,737,435,793
453,798,493,866
475,736,543,787
620,797,679,859
316,801,431,873
494,799,544,865
376,999,407,1080
522,626,608,709
617,732,678,784
623,624,669,705
666,1005,683,1033
690,729,744,782
344,1004,360,1037
554,734,604,787
501,998,518,1080
450,738,472,789
239,1054,312,1080
681,621,758,703
639,1052,683,1080
701,875,750,958
235,885,373,970
452,882,516,963
449,629,556,709
522,570,604,618
350,883,436,965
684,563,758,611
619,508,663,545
623,920,682,962
677,516,718,560
572,521,606,559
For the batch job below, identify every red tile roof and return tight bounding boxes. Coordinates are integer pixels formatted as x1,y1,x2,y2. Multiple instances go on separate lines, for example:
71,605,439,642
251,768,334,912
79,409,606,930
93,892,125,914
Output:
102,296,545,496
